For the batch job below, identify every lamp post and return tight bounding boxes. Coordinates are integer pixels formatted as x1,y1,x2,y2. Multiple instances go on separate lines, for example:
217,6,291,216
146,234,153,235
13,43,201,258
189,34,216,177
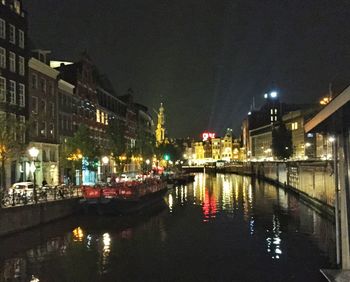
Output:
28,146,39,203
102,156,109,182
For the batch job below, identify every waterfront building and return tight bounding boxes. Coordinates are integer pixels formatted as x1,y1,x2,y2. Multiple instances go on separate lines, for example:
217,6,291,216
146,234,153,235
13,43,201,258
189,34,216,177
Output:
250,124,273,160
28,54,59,186
56,53,103,184
282,107,320,159
220,129,233,161
193,141,205,164
211,137,221,160
0,0,28,186
57,78,75,182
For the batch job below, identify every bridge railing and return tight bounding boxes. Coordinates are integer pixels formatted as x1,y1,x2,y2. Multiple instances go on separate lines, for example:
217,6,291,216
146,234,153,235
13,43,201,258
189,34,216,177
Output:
0,185,82,208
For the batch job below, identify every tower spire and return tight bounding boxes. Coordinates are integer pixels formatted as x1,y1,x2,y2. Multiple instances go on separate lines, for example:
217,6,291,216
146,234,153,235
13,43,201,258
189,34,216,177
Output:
155,102,166,146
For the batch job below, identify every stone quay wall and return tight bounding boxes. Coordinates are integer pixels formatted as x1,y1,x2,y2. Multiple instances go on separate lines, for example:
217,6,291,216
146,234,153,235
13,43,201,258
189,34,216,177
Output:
220,161,335,215
0,199,80,237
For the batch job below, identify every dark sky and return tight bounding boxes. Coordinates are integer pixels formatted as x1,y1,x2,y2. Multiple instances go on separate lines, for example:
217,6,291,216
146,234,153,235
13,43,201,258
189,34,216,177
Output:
25,0,350,138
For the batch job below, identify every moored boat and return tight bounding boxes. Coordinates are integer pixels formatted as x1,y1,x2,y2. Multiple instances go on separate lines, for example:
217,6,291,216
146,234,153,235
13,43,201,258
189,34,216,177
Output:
167,173,195,186
81,178,167,215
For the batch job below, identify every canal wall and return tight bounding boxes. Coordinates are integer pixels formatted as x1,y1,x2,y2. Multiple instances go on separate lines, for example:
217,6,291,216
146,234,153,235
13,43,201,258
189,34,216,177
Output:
0,199,81,237
222,161,335,216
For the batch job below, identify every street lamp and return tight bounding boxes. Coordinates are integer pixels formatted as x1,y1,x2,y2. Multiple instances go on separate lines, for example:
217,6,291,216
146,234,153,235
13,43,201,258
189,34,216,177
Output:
28,146,39,203
102,156,109,182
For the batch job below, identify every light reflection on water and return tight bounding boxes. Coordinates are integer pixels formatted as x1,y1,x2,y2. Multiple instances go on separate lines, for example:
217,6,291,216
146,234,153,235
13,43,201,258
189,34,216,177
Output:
0,173,335,282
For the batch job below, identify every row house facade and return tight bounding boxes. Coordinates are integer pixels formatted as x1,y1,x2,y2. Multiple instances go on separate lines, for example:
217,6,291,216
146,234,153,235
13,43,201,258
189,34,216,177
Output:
28,55,59,186
0,0,28,186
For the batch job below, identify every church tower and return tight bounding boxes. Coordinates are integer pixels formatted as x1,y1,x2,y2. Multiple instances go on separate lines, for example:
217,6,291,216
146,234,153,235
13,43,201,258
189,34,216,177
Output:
155,103,166,145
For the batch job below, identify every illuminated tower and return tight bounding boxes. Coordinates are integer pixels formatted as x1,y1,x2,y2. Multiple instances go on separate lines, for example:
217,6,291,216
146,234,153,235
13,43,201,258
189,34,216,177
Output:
155,103,166,145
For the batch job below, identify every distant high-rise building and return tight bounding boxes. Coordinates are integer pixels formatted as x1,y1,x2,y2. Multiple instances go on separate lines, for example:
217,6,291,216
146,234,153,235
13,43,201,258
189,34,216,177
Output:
155,102,166,145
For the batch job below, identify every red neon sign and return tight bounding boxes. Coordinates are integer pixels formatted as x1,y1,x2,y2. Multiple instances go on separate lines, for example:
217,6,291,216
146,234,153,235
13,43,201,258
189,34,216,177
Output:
202,132,216,141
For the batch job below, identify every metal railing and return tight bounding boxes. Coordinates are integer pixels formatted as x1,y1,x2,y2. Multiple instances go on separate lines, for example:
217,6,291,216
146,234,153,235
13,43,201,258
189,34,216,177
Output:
0,185,82,208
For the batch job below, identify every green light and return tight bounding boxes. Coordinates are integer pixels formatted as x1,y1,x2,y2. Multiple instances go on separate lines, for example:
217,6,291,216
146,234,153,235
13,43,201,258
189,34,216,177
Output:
164,154,170,161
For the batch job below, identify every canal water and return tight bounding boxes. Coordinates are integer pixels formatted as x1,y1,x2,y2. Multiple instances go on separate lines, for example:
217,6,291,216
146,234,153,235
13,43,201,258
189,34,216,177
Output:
0,173,335,282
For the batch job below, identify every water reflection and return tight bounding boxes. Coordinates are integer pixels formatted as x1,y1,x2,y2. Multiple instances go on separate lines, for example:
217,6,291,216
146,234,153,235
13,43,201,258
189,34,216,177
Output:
0,173,336,281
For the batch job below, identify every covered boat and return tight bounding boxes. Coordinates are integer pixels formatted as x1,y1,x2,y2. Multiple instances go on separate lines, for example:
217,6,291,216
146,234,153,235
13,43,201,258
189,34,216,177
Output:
81,178,167,215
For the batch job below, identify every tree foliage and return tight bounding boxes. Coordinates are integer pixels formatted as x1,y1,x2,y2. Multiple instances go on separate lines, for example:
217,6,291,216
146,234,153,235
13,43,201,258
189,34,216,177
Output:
62,124,100,172
107,119,126,158
156,142,181,162
272,122,293,159
0,115,26,189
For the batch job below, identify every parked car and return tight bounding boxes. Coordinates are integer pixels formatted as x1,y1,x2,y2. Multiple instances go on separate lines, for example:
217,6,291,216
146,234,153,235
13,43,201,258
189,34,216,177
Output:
8,182,34,196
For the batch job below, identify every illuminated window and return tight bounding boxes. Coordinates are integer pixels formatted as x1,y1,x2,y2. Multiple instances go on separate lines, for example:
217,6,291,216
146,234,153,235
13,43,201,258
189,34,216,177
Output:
105,113,108,125
101,112,105,124
271,116,273,122
96,109,100,122
291,122,298,130
275,108,277,114
14,0,21,14
270,109,273,114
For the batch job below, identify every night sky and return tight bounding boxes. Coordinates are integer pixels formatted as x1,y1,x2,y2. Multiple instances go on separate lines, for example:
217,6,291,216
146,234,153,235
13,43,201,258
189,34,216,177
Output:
25,0,350,138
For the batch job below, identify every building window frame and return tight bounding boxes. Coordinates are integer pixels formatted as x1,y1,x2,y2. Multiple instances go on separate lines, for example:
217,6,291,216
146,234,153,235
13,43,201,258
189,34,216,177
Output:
32,73,38,89
0,47,5,68
9,24,15,44
18,29,24,48
40,121,47,137
18,56,24,76
9,80,16,104
0,76,5,102
40,78,46,93
41,99,46,113
32,96,38,114
18,83,24,107
0,18,5,39
9,51,16,73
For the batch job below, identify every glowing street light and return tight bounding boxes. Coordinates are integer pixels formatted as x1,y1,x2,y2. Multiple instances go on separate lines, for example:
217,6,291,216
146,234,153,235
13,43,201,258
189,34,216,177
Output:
102,156,109,182
102,156,109,165
270,91,278,98
328,136,336,143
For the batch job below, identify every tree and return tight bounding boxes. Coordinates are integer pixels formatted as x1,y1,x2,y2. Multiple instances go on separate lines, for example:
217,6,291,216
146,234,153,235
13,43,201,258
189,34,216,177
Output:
61,124,100,182
156,142,181,163
135,127,155,160
272,122,293,159
0,115,26,190
107,118,127,173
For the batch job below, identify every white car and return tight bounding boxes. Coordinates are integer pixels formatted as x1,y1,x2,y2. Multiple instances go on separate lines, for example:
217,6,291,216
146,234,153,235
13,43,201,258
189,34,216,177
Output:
8,182,34,196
